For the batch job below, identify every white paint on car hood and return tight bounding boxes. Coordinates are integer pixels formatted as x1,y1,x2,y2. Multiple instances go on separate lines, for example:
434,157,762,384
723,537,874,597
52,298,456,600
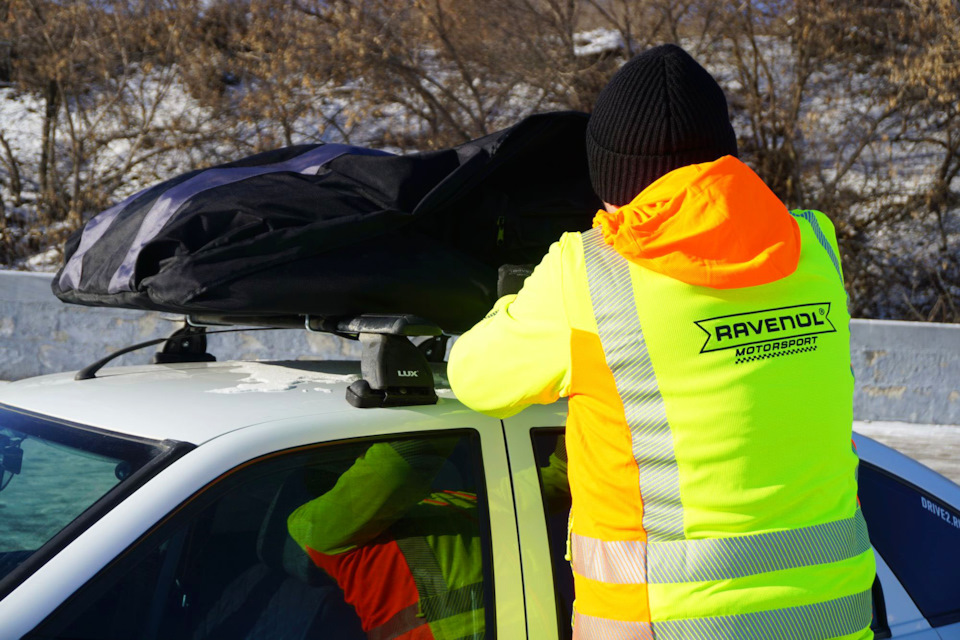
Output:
207,362,357,394
0,360,365,444
0,359,455,445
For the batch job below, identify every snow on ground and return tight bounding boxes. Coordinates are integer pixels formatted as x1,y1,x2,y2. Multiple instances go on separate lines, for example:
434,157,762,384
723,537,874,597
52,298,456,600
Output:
0,66,418,270
573,28,626,57
0,29,957,319
21,248,60,272
855,421,960,484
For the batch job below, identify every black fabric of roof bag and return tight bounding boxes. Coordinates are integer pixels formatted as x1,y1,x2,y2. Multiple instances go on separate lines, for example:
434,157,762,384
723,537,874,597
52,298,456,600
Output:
52,111,600,333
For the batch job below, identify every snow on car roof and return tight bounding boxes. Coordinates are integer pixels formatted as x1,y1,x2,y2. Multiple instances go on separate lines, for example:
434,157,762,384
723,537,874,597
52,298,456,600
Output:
0,360,453,445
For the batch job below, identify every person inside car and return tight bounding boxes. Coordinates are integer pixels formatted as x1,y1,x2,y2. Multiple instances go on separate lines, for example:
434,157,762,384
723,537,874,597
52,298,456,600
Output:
287,438,485,640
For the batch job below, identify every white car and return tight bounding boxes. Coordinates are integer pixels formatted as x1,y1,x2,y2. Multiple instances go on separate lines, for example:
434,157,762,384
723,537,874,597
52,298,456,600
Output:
0,318,957,639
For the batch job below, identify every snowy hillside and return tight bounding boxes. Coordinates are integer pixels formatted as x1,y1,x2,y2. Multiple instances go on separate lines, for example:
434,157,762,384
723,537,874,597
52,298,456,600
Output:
0,23,957,322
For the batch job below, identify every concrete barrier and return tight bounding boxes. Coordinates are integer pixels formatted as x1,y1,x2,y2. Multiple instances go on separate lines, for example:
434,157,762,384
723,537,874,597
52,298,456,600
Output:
0,270,359,380
2,270,958,425
851,319,960,426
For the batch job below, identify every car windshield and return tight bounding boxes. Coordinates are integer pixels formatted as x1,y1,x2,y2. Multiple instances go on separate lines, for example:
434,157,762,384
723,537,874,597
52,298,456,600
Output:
0,404,176,588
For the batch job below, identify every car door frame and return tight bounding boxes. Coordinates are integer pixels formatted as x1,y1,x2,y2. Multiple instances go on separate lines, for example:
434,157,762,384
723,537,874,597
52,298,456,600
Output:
500,417,960,640
502,401,571,640
0,401,522,639
856,432,960,639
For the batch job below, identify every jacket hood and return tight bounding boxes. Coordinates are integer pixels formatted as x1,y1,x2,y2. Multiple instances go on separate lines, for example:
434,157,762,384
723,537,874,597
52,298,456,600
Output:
593,155,800,289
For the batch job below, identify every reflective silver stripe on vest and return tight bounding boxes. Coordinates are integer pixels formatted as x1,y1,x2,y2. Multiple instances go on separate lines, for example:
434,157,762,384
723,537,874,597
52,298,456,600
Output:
581,227,684,542
396,536,448,598
571,534,647,584
650,508,871,583
654,588,872,640
365,586,483,640
791,210,843,281
420,583,485,622
394,536,485,623
574,589,871,640
366,603,429,640
573,613,653,640
572,509,869,585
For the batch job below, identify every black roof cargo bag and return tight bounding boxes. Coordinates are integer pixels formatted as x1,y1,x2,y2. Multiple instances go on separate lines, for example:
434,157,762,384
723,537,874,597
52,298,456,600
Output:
53,111,600,333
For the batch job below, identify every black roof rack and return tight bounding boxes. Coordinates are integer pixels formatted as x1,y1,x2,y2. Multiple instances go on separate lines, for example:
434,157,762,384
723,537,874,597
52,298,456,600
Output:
187,313,441,337
77,313,448,409
75,325,252,381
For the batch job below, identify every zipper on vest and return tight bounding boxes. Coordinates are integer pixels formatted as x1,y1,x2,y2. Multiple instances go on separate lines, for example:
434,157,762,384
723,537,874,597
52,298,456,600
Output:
565,513,574,562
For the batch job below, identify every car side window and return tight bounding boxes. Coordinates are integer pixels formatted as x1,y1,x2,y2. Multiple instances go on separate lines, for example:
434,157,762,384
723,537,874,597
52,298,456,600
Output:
531,428,573,640
28,431,493,640
859,460,960,628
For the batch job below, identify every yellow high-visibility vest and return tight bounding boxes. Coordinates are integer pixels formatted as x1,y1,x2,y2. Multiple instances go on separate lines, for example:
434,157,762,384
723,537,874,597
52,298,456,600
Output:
450,156,875,640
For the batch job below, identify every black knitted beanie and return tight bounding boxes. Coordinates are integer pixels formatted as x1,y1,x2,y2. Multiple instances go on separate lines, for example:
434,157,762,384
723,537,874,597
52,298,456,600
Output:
586,44,738,206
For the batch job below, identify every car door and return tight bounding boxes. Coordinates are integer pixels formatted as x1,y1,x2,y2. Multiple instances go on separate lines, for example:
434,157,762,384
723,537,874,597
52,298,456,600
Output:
504,413,951,640
856,433,960,639
4,407,522,639
502,402,571,640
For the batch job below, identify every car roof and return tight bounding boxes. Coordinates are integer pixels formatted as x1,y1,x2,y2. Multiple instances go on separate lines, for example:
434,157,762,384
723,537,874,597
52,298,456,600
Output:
0,360,455,445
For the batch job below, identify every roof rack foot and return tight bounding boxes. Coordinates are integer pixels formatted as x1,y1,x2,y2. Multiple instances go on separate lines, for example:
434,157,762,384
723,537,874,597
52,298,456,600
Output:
153,325,215,364
346,333,438,408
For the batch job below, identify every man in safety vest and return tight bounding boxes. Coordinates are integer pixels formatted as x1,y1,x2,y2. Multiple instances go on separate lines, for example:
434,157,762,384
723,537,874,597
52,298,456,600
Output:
448,44,876,639
288,439,486,640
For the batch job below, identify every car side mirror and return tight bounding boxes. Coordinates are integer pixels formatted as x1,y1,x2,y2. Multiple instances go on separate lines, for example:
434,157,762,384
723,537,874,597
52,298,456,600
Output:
0,434,23,492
